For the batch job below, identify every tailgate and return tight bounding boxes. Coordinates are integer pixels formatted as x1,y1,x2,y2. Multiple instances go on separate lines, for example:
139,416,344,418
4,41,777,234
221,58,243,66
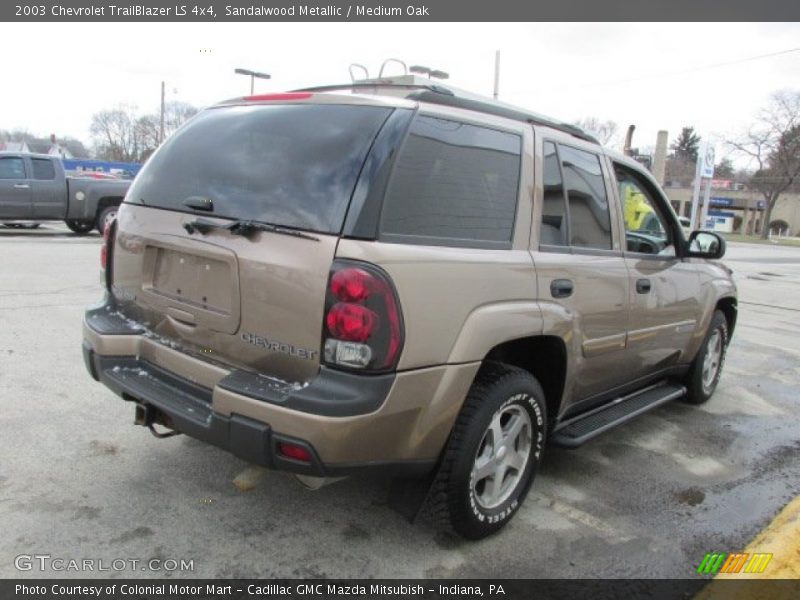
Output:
111,205,337,383
106,101,394,383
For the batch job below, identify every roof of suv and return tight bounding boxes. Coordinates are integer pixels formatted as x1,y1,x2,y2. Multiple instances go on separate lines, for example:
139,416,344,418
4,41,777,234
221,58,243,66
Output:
215,75,599,145
296,75,600,144
0,151,55,159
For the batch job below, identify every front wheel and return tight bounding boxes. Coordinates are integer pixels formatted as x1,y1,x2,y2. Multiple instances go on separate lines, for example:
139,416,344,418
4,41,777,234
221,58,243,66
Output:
684,310,729,405
427,363,547,540
65,219,94,235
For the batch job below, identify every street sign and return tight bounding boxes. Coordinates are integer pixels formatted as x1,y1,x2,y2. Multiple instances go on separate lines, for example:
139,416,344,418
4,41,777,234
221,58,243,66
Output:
710,197,734,207
699,142,715,179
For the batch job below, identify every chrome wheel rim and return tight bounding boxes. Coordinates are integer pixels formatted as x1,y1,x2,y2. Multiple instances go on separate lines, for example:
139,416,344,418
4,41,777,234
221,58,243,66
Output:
702,329,723,393
471,404,532,510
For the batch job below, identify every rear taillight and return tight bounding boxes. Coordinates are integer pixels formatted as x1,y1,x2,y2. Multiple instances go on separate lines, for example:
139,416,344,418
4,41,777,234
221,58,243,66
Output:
100,217,116,287
277,442,311,463
322,261,404,371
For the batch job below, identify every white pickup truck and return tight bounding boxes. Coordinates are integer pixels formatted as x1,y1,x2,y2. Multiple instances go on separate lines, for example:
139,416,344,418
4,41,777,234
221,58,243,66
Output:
0,152,131,234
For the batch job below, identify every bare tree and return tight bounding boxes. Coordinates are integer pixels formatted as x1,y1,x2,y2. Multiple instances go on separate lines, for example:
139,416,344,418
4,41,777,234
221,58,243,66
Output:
162,101,198,137
90,101,199,162
728,90,800,239
574,117,618,146
90,106,143,162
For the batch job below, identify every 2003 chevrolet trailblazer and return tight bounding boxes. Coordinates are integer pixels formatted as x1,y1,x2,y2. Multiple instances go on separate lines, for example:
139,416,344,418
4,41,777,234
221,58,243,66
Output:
82,75,736,539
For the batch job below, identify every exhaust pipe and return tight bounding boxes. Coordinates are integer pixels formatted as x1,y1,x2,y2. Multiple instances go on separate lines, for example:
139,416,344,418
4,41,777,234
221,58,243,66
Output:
293,474,346,490
623,124,636,156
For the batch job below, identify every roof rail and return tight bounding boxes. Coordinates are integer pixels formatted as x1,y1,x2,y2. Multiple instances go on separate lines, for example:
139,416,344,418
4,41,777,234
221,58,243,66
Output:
295,77,598,145
296,81,456,96
405,90,599,144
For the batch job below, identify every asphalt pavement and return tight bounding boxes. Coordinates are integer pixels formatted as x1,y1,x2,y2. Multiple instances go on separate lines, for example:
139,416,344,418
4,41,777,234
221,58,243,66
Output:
0,224,798,578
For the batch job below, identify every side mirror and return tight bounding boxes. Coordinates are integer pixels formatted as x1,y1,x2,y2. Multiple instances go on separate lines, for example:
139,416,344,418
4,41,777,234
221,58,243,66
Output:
686,230,726,259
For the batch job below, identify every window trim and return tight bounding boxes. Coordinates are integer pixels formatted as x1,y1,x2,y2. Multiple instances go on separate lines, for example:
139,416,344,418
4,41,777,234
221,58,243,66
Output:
538,139,615,254
377,112,523,250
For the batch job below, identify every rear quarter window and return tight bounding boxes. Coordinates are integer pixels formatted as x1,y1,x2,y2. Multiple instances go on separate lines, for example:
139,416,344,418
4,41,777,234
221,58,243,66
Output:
379,115,522,248
31,158,56,180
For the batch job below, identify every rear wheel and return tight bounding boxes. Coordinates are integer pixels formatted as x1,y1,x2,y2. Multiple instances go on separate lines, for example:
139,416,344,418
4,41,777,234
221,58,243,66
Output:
95,205,118,234
427,363,547,540
684,310,729,405
65,219,94,235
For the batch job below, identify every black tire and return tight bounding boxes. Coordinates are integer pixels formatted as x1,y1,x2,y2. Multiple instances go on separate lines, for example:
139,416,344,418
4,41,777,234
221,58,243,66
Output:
65,219,95,234
684,310,729,405
95,205,119,234
427,362,547,540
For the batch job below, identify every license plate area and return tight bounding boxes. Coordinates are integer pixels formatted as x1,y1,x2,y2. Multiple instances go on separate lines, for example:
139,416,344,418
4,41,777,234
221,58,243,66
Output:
151,248,232,314
139,238,241,334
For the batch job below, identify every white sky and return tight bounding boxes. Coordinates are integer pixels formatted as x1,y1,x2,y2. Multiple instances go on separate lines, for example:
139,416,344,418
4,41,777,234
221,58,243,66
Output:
1,22,798,163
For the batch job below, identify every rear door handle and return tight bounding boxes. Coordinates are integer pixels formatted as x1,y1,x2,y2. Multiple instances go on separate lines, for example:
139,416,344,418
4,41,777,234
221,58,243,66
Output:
13,184,29,189
551,279,574,299
636,278,652,294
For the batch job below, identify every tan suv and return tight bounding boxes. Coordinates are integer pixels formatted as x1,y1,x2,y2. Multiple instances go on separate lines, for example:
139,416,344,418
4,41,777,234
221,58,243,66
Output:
82,76,737,539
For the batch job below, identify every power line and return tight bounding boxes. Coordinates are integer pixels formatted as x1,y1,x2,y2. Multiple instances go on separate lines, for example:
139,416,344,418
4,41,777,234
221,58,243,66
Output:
550,46,800,91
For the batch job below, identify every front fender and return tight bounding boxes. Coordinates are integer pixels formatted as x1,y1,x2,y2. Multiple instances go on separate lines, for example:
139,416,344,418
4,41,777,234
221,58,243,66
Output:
685,261,737,360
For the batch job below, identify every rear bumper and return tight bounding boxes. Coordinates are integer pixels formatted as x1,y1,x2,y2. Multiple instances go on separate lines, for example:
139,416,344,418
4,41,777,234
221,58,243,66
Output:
84,344,417,476
82,307,479,476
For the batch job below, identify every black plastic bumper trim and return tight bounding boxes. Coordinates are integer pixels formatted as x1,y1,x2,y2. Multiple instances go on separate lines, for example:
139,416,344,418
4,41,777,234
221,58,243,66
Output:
82,343,433,477
85,305,395,417
85,304,146,335
217,366,395,417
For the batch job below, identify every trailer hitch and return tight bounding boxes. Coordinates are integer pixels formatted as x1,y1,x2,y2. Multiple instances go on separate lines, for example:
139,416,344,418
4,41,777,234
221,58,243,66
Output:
134,403,182,439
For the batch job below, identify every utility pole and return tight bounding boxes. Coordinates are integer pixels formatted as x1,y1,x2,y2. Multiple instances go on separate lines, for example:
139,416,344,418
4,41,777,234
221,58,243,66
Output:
159,81,165,145
493,50,500,100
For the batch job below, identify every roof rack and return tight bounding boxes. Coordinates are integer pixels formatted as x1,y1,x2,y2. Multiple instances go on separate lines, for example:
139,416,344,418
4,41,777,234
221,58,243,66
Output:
295,76,598,145
297,80,455,97
404,90,599,144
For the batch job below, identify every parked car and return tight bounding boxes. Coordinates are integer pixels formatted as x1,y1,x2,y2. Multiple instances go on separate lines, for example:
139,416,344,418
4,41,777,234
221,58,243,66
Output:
0,152,130,234
82,76,737,539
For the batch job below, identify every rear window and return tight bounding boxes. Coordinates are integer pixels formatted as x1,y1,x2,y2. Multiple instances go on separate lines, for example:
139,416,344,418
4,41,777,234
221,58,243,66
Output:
31,158,56,180
126,104,392,233
380,115,521,248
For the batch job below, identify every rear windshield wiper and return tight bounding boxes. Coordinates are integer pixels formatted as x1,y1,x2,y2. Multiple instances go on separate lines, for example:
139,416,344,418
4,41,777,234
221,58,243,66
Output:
183,217,319,241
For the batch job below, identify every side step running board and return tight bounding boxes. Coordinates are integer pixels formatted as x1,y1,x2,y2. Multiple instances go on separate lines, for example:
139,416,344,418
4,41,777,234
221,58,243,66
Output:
551,382,686,448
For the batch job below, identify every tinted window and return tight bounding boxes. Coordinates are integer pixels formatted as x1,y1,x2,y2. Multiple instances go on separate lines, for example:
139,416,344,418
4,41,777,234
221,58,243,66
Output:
31,158,56,180
541,141,568,246
0,157,26,179
381,116,521,246
560,145,612,249
126,104,392,233
616,166,674,255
